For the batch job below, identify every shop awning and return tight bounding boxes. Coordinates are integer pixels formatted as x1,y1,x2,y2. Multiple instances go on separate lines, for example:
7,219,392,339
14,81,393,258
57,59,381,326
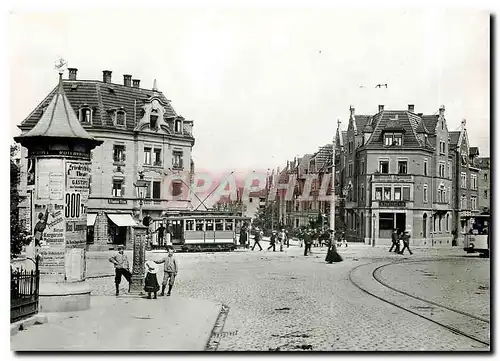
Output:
107,214,138,227
87,213,97,226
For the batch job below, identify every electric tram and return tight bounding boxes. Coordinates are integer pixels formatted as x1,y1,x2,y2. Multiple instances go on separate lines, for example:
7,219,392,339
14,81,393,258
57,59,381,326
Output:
149,211,251,252
463,214,490,258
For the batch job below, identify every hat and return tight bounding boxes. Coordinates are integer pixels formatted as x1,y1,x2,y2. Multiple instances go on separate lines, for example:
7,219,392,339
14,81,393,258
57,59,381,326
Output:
145,260,158,274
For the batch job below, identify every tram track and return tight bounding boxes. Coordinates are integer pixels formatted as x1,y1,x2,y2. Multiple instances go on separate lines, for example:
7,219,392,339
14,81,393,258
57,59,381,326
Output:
348,259,490,348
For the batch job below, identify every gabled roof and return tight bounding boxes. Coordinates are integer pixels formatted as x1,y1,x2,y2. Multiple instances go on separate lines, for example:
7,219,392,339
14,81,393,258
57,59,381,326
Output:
449,131,461,147
19,78,180,132
354,115,370,134
422,115,439,134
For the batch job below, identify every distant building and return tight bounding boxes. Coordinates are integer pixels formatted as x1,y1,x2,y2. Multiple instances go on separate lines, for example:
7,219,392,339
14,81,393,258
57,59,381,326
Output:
474,157,490,214
17,68,195,250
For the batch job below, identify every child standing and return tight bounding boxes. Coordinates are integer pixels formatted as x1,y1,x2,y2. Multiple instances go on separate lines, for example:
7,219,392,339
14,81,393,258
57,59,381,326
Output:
144,260,160,299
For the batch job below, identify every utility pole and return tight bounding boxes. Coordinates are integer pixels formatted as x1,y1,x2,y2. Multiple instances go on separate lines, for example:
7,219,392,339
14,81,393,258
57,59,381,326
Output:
330,135,336,234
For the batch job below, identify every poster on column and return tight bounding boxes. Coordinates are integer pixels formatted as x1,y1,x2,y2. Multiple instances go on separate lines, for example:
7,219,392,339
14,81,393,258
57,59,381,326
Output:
33,158,66,275
65,160,91,249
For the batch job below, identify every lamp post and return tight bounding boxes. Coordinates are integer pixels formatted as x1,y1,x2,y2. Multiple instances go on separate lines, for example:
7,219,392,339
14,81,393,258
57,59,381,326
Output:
129,171,149,295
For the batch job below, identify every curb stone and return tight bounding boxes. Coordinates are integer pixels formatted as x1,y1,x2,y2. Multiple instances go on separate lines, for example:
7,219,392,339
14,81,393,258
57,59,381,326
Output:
11,314,48,336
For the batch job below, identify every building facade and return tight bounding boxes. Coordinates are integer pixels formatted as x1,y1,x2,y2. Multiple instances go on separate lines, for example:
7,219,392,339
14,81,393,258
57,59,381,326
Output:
18,69,195,250
474,157,490,213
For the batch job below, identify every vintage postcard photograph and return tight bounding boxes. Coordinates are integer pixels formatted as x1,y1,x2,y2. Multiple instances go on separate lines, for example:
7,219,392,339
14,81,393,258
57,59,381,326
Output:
8,2,491,353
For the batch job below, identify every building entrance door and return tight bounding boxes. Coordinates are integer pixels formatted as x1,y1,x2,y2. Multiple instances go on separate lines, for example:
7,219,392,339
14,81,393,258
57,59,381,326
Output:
396,213,406,234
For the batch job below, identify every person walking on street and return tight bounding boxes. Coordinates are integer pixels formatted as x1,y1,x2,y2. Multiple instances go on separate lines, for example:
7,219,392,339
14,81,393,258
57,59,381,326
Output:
399,230,413,255
109,246,132,296
153,223,166,248
340,232,348,247
154,246,179,296
144,260,160,299
240,223,249,248
285,230,290,248
389,228,400,253
252,228,263,251
326,229,343,263
278,229,286,252
268,231,277,252
304,230,313,256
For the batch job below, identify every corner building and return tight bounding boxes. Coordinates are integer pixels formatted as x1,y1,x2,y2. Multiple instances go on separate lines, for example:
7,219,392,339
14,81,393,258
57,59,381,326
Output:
18,69,195,250
340,104,454,246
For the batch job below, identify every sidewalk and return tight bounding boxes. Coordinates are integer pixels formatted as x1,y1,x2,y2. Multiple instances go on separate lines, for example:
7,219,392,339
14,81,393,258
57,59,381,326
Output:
11,295,222,351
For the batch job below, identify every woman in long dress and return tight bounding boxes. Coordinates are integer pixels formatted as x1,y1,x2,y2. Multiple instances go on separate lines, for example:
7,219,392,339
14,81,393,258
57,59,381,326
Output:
325,230,343,263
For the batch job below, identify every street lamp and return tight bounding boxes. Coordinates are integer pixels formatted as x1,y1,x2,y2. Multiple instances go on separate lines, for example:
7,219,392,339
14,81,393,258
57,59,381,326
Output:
134,171,149,221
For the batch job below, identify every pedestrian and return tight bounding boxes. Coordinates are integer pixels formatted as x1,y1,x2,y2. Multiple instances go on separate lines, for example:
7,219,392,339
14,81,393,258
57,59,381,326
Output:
285,230,290,248
278,229,286,252
109,246,132,296
144,260,160,299
304,230,313,256
153,223,166,248
240,223,248,248
268,231,277,252
399,230,413,255
340,232,348,247
252,228,263,251
389,228,400,253
326,229,343,263
154,246,179,296
165,222,173,246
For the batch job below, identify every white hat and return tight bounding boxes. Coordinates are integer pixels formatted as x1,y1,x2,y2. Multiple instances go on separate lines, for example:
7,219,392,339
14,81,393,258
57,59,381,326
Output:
145,260,158,274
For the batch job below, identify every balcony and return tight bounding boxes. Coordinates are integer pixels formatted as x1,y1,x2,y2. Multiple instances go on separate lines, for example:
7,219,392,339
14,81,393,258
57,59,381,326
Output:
372,174,414,183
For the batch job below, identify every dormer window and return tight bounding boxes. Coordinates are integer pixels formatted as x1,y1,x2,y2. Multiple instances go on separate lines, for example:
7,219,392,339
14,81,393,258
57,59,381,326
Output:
384,133,402,146
150,109,159,130
115,110,126,127
175,119,182,133
79,107,92,124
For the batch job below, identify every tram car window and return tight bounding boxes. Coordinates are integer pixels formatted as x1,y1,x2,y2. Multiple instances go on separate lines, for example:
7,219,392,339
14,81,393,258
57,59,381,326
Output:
195,219,204,231
186,220,194,231
206,219,214,231
225,220,234,231
215,219,224,231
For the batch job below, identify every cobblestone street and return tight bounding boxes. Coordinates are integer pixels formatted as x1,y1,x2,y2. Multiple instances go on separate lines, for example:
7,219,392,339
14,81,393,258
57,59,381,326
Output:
86,244,490,351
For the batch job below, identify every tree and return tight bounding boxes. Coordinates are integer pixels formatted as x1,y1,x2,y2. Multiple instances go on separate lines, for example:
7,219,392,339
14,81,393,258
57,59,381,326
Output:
253,202,279,233
11,144,29,259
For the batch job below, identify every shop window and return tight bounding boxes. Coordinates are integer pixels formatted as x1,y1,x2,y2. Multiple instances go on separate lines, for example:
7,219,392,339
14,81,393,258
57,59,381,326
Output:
375,187,382,200
394,187,401,201
383,187,391,200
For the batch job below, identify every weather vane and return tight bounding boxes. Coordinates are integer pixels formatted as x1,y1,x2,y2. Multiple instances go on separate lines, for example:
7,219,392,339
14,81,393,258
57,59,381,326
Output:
54,57,68,74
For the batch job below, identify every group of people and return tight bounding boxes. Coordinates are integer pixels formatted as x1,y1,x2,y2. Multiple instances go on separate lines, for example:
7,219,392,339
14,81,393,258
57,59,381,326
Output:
109,245,179,299
389,228,413,255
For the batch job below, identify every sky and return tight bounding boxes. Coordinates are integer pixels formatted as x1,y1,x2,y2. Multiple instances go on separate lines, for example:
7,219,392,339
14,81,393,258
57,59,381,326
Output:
8,6,490,173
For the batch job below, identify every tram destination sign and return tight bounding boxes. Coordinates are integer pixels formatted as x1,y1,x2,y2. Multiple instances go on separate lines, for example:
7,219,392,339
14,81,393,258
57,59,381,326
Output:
379,201,406,208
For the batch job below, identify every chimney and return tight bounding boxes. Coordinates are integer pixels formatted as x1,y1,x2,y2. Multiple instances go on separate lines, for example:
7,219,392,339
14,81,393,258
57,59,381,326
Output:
68,68,78,80
349,105,355,118
103,70,112,83
408,104,415,113
439,105,445,116
132,79,140,88
378,105,384,113
123,74,132,87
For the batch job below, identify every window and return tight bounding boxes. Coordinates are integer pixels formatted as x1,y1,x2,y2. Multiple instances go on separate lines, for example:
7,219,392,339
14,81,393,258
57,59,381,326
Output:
383,187,391,200
360,185,364,201
173,151,183,169
424,160,428,176
205,219,214,231
379,160,389,174
145,181,151,198
375,187,382,200
150,110,159,129
448,163,451,179
112,180,124,197
394,187,401,201
361,160,365,175
225,220,234,231
154,149,162,166
113,144,125,163
461,195,467,209
348,163,353,177
115,110,126,126
439,141,446,155
152,181,161,199
384,133,402,146
447,187,451,204
172,181,183,197
186,220,195,231
471,196,477,210
484,190,488,199
403,187,410,201
175,119,182,133
79,108,92,124
398,161,408,174
423,185,428,203
471,174,477,190
439,215,442,232
484,173,488,181
195,220,204,231
446,214,450,232
144,147,152,165
460,172,467,188
215,219,224,231
439,163,445,178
